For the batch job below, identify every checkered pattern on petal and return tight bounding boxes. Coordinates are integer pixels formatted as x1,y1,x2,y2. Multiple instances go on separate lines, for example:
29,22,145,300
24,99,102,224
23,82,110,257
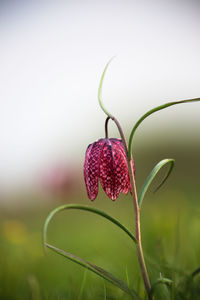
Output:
84,137,135,201
110,139,132,195
84,139,105,200
99,139,120,200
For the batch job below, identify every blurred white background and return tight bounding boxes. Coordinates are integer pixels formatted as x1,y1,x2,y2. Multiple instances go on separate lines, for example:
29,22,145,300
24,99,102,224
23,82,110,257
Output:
0,0,200,194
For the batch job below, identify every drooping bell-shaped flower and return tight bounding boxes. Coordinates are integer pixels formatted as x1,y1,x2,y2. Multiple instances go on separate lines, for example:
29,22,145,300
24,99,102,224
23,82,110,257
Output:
84,138,135,201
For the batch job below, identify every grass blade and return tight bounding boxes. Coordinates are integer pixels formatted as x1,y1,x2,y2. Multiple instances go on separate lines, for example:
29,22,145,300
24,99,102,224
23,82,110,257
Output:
125,265,130,288
46,243,142,299
138,159,175,207
43,204,137,255
128,97,200,159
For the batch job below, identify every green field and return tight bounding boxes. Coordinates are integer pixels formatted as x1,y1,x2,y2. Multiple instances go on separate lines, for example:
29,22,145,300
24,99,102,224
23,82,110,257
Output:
0,142,200,300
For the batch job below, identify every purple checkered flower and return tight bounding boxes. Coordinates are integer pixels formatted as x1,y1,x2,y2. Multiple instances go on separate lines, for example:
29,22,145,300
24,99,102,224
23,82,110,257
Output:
84,138,135,201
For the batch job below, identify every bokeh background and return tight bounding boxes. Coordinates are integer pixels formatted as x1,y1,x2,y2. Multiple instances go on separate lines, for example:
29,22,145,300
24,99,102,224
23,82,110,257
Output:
0,1,200,299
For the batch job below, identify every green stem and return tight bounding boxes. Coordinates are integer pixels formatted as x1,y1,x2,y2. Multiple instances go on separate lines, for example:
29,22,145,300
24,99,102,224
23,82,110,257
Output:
98,59,152,298
112,117,152,300
128,161,152,300
105,117,110,138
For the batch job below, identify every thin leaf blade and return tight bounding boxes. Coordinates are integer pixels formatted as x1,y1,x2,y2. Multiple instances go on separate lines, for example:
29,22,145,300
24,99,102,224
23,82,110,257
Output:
43,204,137,255
138,159,175,207
43,205,140,297
45,243,142,299
128,97,200,160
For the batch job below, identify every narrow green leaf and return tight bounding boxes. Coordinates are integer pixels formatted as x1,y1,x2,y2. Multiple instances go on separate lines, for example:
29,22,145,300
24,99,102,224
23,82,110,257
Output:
43,204,137,255
98,58,115,118
128,97,200,159
138,159,175,207
46,243,142,299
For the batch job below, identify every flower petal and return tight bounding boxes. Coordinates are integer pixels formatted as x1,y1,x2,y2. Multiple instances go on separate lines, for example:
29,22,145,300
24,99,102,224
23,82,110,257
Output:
84,139,105,200
84,138,135,201
110,139,131,195
110,139,135,176
99,139,121,200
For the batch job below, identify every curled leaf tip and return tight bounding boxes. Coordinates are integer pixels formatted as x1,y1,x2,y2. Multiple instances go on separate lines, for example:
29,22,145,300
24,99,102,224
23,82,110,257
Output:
153,159,175,193
138,159,175,207
98,58,116,118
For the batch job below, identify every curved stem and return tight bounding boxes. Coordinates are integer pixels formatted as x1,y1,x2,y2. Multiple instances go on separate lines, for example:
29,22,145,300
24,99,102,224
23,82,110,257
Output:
111,117,152,300
105,117,111,138
98,58,115,119
98,59,152,298
112,117,128,156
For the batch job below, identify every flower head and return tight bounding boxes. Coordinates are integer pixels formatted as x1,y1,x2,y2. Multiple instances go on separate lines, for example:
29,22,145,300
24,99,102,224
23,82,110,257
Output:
84,138,135,201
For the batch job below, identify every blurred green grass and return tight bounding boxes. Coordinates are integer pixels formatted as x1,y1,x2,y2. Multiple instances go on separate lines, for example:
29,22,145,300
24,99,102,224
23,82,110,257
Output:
0,142,200,299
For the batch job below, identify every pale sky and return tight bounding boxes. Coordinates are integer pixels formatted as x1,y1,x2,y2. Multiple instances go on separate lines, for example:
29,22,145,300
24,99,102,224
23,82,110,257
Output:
0,0,200,193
